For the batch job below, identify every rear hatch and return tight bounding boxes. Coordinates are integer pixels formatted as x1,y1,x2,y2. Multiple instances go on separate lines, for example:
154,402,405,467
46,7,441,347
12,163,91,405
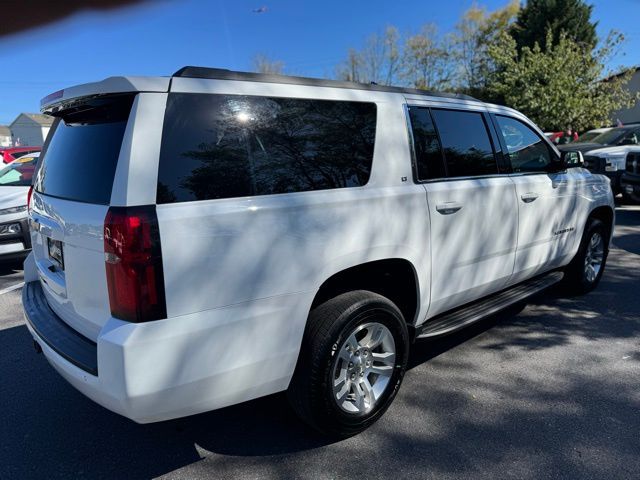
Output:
30,94,135,342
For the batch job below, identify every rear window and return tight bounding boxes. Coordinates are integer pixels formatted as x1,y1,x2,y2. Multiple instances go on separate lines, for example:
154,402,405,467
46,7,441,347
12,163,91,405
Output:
157,93,377,204
34,94,134,205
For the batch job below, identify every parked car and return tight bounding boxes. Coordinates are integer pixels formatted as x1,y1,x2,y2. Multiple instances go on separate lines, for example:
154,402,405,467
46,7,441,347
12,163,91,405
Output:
0,152,37,260
23,68,614,437
559,124,640,194
1,146,41,164
544,131,563,143
576,127,612,143
620,151,640,203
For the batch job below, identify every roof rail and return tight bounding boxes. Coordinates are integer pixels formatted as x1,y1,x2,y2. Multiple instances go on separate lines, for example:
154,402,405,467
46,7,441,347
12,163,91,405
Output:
172,66,478,101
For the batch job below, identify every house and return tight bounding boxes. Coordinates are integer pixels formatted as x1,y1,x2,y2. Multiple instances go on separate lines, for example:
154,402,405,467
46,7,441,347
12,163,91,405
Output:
0,126,11,147
9,113,54,147
609,66,640,125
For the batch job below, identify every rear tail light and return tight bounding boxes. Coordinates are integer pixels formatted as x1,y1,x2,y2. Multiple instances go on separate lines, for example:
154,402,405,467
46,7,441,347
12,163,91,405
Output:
27,186,33,211
104,205,167,322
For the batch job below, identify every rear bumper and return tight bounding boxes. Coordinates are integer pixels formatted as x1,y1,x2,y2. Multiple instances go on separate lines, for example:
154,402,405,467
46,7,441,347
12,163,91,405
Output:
23,280,310,423
23,282,98,374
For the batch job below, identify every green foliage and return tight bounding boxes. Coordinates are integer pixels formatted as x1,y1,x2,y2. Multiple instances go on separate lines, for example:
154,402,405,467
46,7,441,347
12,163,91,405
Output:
487,31,637,131
451,0,519,96
266,0,637,130
400,24,452,90
511,0,598,52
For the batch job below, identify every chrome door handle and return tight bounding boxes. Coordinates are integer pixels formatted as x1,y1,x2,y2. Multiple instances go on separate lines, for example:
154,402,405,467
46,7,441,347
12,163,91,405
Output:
521,193,539,203
435,202,463,215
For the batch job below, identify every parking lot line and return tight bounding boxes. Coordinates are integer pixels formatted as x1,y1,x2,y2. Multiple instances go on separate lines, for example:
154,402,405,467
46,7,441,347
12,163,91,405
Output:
0,282,25,296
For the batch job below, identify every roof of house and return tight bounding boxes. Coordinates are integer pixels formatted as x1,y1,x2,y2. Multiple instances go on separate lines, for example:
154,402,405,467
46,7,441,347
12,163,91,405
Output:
603,66,640,82
10,113,54,127
0,126,10,136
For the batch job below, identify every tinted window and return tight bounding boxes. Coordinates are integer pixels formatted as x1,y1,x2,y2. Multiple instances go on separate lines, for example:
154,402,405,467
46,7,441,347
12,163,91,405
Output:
157,94,376,203
591,128,631,145
430,109,498,177
620,128,640,145
34,95,134,204
496,116,552,173
408,107,446,180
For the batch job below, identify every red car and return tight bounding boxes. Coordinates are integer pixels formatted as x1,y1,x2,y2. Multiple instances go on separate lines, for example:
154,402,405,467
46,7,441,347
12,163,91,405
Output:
1,146,41,164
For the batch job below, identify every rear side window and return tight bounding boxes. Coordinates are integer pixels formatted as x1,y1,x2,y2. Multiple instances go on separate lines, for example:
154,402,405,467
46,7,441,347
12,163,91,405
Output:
407,106,446,180
34,94,134,205
430,109,498,178
495,115,552,173
157,93,377,203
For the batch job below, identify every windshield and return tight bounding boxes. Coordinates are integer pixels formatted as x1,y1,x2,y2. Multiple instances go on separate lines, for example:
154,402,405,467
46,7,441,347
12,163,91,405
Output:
577,131,602,143
590,128,630,145
0,156,37,186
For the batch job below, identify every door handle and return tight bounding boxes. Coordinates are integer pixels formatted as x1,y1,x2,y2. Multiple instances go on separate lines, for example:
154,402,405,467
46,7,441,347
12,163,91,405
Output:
435,202,463,215
521,193,539,203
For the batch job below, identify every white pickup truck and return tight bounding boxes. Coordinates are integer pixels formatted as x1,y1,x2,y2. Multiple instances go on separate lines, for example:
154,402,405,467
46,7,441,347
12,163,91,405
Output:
23,67,615,437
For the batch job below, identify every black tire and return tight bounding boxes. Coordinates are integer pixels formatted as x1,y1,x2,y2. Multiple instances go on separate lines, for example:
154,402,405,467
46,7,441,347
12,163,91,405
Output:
287,290,409,437
562,217,610,294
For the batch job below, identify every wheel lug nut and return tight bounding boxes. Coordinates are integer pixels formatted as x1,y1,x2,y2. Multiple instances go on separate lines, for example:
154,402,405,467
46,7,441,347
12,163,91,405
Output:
360,372,364,377
348,362,353,368
355,350,360,356
350,373,356,380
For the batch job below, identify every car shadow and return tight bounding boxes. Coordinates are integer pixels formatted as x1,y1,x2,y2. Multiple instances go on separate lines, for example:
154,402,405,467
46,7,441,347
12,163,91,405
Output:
2,231,638,478
0,298,537,479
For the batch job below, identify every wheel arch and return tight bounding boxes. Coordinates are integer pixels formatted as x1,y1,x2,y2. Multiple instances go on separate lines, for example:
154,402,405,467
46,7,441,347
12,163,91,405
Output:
310,258,421,326
588,205,615,241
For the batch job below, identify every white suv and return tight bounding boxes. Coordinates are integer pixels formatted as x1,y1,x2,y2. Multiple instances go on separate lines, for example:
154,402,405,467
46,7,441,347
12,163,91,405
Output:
23,67,614,437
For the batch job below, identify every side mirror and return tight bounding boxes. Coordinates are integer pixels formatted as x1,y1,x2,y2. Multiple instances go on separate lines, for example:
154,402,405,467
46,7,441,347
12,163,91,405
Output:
560,151,584,168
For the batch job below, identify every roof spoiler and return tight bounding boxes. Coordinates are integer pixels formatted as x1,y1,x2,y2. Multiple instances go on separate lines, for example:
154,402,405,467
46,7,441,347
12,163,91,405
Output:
40,76,170,114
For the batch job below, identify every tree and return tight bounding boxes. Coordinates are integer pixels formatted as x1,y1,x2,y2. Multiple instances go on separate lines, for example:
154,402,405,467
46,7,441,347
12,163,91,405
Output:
400,24,452,90
336,26,400,85
452,0,519,96
336,49,364,82
252,54,285,74
487,30,637,131
510,0,597,52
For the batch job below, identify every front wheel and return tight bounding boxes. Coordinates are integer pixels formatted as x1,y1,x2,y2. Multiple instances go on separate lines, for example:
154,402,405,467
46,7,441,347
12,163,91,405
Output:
287,290,409,437
562,217,609,294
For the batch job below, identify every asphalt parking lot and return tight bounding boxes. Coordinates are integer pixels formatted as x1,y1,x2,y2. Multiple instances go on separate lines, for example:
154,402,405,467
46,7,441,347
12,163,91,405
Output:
1,205,638,480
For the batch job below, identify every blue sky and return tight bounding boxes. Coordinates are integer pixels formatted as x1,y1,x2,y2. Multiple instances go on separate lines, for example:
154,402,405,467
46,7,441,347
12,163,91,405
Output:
0,0,638,124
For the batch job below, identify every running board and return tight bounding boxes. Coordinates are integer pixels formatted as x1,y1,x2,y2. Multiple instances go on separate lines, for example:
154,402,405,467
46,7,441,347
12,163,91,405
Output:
416,271,564,339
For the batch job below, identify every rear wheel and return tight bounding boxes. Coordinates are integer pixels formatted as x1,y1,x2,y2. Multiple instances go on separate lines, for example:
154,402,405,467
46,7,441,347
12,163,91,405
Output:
287,290,409,437
562,217,609,294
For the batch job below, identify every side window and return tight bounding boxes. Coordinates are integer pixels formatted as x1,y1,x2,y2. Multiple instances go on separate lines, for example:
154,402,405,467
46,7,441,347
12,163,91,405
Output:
430,109,498,178
157,94,377,203
407,106,446,180
495,115,553,173
620,129,639,145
